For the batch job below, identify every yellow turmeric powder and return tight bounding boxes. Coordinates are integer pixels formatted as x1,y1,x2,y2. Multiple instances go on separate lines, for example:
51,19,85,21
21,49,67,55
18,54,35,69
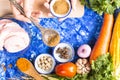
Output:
16,58,30,72
53,0,69,15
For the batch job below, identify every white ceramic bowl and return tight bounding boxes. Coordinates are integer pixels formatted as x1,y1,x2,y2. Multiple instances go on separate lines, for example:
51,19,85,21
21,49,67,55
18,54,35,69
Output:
34,54,56,74
53,43,75,63
50,0,72,18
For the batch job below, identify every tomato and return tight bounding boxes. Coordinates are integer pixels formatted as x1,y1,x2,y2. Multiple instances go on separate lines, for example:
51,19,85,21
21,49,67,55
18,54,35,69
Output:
55,62,77,78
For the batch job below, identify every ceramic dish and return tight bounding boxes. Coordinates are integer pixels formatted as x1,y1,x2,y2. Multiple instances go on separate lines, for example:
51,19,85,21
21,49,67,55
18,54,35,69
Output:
34,54,56,74
49,0,72,18
53,43,75,63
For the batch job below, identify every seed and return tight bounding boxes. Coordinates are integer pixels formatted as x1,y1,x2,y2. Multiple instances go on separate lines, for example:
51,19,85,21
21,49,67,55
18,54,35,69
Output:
56,47,70,59
37,55,53,71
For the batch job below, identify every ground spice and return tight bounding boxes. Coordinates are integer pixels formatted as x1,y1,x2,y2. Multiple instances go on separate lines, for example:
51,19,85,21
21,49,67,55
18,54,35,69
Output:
47,34,60,47
8,64,12,68
16,58,30,72
1,64,12,72
53,0,69,15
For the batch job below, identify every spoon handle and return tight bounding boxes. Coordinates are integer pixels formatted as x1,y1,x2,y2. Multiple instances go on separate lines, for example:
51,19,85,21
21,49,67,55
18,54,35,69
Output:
29,70,44,80
30,17,46,33
9,0,45,33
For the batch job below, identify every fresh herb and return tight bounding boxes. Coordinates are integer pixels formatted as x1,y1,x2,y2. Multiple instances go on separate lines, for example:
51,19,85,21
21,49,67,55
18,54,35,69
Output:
89,53,115,80
48,53,115,80
81,0,120,15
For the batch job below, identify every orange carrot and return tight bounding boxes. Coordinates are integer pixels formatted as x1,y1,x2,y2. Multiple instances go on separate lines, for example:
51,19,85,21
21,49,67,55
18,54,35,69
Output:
89,13,114,64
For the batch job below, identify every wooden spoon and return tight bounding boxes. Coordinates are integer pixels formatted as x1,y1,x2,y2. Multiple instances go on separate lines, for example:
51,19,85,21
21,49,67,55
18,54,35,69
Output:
16,58,44,80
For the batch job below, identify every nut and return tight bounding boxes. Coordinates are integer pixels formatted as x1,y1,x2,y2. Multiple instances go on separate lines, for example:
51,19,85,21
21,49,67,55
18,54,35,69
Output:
75,58,91,74
37,55,53,71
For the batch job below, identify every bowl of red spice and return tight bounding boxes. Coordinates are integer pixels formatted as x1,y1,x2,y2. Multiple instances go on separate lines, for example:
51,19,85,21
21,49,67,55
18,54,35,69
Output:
50,0,72,18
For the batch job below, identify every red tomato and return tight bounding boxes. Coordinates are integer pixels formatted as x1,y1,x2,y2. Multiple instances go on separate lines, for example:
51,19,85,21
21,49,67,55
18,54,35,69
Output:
55,62,77,78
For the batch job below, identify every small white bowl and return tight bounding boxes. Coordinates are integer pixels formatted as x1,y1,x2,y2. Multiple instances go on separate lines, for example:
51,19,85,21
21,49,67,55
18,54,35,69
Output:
50,0,72,18
53,43,75,63
34,54,56,74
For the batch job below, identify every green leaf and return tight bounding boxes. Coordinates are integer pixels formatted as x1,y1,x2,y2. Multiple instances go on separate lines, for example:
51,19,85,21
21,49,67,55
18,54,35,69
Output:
80,0,120,15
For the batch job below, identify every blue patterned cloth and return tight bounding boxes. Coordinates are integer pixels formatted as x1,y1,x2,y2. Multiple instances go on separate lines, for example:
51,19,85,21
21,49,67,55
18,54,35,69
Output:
0,7,103,79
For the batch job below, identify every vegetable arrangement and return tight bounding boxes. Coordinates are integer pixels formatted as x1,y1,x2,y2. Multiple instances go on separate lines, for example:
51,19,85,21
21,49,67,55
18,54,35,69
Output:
42,1,120,80
15,0,120,80
44,53,114,80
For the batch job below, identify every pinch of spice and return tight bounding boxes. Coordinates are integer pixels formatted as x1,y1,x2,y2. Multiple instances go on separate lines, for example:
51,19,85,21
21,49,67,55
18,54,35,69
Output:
1,64,6,72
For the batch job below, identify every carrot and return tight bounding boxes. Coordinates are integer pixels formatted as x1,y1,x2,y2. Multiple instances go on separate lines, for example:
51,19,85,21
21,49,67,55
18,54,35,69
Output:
89,13,114,64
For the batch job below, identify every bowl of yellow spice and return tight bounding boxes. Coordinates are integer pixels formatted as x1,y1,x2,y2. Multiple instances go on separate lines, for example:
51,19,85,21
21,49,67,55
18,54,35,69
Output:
50,0,72,18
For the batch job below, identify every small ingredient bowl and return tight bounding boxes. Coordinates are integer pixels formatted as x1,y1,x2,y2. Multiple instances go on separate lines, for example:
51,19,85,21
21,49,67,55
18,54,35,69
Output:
34,54,56,74
50,0,72,18
53,43,75,63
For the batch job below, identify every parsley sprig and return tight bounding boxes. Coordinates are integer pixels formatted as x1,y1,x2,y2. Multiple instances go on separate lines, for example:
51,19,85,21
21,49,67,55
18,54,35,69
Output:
81,0,120,15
